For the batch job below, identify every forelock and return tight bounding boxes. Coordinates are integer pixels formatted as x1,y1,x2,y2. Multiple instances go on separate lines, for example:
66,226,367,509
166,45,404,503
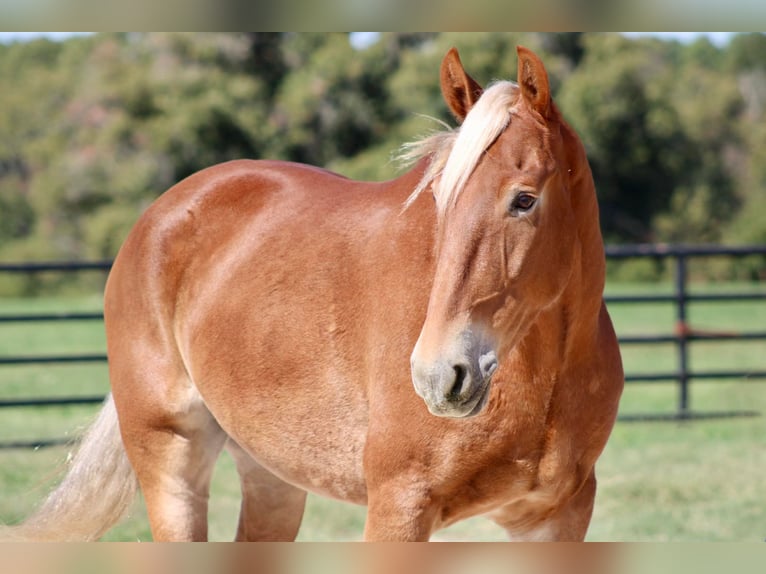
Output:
401,81,520,213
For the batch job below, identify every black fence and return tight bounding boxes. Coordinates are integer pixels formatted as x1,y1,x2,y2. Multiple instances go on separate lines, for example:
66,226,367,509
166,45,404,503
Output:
604,244,766,421
1,245,765,448
0,261,111,448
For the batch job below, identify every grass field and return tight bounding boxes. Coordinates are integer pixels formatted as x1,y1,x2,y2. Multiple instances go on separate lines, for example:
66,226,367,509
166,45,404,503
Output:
0,282,764,541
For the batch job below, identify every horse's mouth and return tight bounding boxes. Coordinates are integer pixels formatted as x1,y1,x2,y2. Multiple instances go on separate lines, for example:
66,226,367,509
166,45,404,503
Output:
465,382,492,416
425,379,492,419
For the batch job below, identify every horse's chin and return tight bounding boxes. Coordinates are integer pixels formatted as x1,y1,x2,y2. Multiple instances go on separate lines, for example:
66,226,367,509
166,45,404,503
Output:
424,381,491,419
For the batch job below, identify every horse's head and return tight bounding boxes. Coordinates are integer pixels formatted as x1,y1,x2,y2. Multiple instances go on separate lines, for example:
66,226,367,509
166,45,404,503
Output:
410,46,601,418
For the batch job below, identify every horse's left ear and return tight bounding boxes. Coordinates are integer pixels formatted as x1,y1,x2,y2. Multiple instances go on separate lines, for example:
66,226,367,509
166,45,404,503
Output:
516,46,551,119
440,47,484,123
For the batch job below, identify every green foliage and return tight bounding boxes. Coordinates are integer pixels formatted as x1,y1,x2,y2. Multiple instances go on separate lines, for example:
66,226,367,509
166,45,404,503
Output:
1,33,765,295
272,33,394,165
725,32,766,72
559,35,696,242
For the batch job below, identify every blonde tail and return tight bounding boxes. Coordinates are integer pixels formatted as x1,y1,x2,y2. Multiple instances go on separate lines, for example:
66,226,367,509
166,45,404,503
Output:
0,394,138,541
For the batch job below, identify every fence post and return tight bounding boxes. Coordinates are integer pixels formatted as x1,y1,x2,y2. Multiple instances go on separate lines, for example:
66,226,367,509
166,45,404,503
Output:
675,252,689,416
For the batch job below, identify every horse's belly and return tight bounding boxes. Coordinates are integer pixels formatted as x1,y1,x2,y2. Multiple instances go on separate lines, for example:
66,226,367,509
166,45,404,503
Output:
197,372,370,505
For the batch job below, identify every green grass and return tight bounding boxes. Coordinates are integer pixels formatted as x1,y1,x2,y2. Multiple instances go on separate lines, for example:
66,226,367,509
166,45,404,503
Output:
1,283,765,541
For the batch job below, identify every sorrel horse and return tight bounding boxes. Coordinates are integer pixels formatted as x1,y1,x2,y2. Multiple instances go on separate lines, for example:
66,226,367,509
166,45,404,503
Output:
3,46,623,541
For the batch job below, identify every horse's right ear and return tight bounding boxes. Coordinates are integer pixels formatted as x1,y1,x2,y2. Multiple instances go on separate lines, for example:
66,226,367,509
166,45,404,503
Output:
440,47,483,123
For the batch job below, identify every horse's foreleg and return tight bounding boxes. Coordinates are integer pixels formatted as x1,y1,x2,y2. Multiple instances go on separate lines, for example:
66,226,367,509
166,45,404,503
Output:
364,479,436,541
225,441,307,541
491,470,597,542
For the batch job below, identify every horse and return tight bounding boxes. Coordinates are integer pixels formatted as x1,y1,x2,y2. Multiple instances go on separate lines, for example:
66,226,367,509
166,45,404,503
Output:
3,45,623,541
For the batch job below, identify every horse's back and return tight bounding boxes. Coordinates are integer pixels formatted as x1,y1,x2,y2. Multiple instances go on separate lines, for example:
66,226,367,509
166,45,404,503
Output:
106,158,411,325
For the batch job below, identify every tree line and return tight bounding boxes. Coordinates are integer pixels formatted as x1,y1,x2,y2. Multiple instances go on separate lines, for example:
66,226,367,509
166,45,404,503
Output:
1,32,765,294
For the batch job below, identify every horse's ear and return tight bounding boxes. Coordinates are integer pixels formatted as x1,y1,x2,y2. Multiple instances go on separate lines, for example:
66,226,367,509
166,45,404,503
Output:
516,45,551,119
440,47,483,123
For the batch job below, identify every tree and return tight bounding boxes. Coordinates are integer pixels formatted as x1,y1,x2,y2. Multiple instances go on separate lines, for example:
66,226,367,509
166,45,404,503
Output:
558,35,691,242
725,32,766,72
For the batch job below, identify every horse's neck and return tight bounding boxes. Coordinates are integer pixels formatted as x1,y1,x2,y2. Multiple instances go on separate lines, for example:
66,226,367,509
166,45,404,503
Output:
515,255,605,375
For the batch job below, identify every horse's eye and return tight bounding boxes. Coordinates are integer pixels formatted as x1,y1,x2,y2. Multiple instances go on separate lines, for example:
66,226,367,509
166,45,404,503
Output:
509,192,537,215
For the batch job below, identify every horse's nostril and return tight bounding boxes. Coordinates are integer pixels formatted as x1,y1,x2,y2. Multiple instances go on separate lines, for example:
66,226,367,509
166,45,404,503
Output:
448,364,468,400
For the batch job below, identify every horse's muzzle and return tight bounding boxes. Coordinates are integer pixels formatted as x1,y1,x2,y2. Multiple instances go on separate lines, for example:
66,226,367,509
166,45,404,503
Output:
410,346,498,418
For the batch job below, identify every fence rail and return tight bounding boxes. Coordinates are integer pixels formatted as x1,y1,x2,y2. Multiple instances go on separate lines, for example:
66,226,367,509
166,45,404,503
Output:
1,244,765,447
603,243,766,421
